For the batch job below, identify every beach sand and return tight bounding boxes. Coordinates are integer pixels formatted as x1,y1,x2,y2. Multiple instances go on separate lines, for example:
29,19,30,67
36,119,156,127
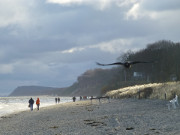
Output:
0,98,180,135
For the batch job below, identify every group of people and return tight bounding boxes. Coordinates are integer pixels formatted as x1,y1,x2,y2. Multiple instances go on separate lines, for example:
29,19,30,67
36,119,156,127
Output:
28,97,40,111
55,97,60,103
28,97,61,111
29,96,90,111
72,96,90,102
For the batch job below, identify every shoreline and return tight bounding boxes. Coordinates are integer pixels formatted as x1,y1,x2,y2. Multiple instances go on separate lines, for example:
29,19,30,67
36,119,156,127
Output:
0,99,180,135
0,96,73,118
0,99,75,119
0,102,59,119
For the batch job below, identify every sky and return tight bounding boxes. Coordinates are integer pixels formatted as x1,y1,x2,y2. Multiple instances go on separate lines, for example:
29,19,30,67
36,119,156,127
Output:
0,0,180,95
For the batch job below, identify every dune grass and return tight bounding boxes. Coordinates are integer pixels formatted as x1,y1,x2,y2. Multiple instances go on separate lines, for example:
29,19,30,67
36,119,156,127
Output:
105,81,180,100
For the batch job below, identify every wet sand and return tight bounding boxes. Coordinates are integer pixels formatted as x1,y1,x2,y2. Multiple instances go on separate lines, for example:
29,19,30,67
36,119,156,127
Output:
0,98,180,135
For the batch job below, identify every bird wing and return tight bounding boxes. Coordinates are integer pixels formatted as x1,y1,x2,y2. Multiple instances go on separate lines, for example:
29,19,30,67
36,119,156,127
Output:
130,61,153,65
96,62,124,66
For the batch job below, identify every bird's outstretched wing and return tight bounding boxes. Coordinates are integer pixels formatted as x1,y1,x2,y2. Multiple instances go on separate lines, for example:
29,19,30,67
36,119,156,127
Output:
130,61,153,65
96,62,124,66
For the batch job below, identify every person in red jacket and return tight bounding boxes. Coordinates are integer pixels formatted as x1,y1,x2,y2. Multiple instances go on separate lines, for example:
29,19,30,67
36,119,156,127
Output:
36,98,40,110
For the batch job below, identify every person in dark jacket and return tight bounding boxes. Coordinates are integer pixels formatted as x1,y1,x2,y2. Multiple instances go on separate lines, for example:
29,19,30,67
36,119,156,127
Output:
55,98,58,104
73,96,76,102
29,98,34,111
57,97,60,103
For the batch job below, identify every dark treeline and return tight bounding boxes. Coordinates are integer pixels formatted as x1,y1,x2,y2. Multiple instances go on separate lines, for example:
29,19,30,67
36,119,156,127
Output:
125,40,180,82
101,40,180,94
56,40,180,96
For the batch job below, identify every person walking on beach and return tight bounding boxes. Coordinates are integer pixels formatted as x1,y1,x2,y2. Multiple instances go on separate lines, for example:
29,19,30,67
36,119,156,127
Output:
73,96,76,102
58,97,60,103
36,98,40,110
55,98,58,103
29,98,34,111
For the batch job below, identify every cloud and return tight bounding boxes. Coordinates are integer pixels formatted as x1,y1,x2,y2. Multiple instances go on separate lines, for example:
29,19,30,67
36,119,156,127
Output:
0,64,13,74
126,3,140,20
60,38,133,55
47,0,84,5
0,0,36,28
46,0,132,10
125,0,180,20
141,0,180,11
117,0,139,7
89,38,133,53
61,47,85,54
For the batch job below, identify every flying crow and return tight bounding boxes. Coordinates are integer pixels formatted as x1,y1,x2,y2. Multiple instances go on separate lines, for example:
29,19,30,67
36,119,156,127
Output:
96,61,152,68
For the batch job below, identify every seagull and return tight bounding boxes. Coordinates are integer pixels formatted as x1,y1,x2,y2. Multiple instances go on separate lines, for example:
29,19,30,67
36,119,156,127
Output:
96,61,152,68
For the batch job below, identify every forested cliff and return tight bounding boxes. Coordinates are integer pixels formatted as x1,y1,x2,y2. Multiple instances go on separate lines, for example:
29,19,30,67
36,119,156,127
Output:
10,40,180,96
68,40,180,95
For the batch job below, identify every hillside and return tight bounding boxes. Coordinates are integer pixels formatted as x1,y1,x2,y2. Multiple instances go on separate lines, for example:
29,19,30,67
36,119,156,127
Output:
9,68,115,97
9,86,66,96
9,40,180,97
105,81,180,100
62,68,116,96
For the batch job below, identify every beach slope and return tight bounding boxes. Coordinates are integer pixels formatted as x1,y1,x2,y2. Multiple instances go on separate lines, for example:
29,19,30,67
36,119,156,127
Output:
0,99,180,135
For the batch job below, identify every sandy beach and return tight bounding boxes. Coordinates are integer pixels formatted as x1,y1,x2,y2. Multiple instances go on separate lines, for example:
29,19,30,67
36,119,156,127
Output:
0,98,180,135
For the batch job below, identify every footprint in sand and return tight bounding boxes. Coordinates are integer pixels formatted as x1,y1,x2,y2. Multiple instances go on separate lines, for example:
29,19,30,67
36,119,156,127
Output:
126,127,134,130
84,119,106,127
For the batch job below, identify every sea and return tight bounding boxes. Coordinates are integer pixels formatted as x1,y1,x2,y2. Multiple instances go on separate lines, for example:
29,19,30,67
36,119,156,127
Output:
0,96,73,117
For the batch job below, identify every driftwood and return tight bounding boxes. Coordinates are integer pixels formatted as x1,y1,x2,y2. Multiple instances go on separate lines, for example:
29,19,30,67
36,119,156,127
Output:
90,96,110,104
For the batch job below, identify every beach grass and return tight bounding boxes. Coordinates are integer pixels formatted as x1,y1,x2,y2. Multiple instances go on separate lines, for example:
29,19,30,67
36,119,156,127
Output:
105,81,180,100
